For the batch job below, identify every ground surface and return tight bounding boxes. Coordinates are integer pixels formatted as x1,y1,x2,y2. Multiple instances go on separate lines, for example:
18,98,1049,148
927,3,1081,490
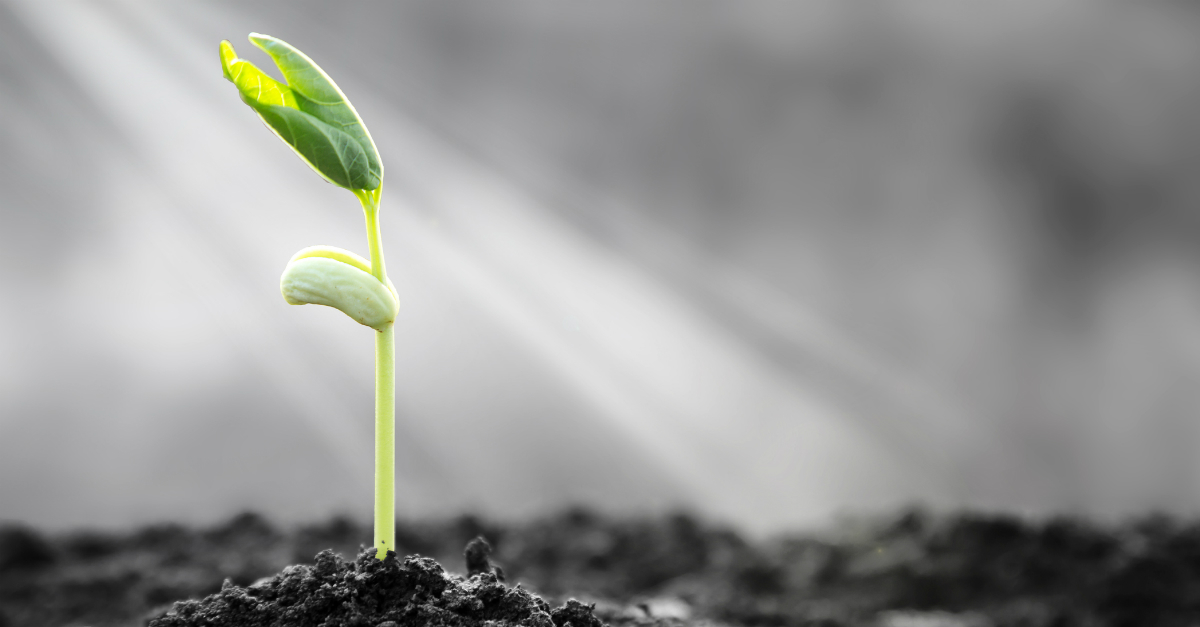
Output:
3,508,1200,626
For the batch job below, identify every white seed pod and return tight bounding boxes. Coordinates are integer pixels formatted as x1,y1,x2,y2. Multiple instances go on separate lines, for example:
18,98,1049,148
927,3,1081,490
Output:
280,246,398,331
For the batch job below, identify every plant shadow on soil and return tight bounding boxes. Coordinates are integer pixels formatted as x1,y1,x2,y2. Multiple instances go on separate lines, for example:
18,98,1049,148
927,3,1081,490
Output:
3,507,1200,626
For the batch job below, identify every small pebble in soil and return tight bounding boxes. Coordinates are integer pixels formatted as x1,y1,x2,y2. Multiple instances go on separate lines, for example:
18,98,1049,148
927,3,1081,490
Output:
149,545,603,627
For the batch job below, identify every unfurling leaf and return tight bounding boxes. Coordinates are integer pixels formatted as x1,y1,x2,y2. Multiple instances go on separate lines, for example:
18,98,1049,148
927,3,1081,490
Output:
219,35,382,191
281,246,398,331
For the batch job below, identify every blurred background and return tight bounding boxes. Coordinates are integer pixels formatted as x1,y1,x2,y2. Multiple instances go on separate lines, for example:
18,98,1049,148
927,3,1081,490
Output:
4,0,1200,536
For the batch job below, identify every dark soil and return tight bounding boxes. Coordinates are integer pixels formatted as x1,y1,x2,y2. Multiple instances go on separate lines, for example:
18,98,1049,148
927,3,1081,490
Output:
4,508,1200,627
150,544,598,627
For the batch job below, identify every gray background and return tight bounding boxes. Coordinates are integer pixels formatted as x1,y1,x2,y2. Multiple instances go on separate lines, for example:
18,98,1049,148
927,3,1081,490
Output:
4,0,1200,535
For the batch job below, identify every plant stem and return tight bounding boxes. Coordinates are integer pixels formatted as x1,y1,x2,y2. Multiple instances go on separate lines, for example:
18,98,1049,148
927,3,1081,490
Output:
374,322,395,558
357,188,395,559
360,188,387,283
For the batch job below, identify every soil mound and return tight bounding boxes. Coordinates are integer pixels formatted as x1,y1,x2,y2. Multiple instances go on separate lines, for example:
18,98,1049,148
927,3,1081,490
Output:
150,546,601,627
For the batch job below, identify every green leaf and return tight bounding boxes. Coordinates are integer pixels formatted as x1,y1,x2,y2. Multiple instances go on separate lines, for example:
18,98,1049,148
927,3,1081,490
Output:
249,34,382,190
256,104,375,190
220,40,297,109
280,246,398,332
219,36,382,191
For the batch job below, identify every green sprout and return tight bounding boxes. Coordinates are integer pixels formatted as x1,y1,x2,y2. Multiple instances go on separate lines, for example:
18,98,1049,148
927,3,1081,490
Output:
219,34,397,559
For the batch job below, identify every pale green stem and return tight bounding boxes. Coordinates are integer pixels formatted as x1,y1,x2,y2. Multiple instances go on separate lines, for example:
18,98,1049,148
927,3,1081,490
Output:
357,188,395,559
360,188,387,283
374,323,395,558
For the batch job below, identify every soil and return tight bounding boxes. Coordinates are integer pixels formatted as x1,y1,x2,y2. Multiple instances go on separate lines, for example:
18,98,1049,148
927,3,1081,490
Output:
4,507,1200,627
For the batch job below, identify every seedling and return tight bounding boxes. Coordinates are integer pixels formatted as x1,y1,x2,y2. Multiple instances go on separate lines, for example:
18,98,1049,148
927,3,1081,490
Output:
219,34,397,559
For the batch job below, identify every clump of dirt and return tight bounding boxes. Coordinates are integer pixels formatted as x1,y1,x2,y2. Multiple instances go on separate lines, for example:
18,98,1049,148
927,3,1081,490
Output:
150,546,601,627
464,535,505,581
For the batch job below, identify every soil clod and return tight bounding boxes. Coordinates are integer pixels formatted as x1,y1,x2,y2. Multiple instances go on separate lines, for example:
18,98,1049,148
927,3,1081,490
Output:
465,535,506,581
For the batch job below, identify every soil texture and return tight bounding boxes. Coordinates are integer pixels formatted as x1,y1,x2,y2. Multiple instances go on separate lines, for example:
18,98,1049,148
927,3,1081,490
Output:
4,508,1200,626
